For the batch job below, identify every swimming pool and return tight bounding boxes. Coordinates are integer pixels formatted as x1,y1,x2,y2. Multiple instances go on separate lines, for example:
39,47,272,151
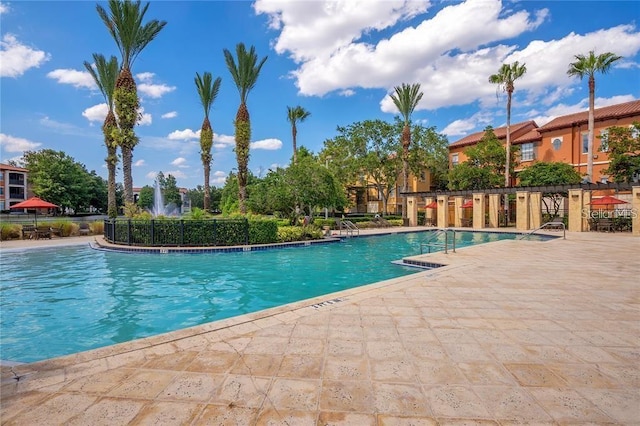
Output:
0,231,550,363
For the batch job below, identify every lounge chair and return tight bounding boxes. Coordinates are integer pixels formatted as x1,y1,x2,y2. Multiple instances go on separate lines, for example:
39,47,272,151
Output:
35,226,51,239
21,225,36,239
78,222,91,235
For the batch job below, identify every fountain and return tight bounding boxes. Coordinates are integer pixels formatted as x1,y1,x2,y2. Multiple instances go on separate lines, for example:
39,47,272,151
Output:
150,177,178,217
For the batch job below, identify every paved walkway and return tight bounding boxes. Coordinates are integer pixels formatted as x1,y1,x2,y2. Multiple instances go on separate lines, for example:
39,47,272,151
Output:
1,230,639,424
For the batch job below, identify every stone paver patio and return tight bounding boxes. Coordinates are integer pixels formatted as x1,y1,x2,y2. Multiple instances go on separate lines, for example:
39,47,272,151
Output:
1,230,639,424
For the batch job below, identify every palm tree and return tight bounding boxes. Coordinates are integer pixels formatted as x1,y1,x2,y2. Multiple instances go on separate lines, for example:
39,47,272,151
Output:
489,61,527,226
194,72,222,211
287,105,311,164
97,0,166,204
390,83,423,221
567,51,622,182
223,43,267,214
84,54,120,218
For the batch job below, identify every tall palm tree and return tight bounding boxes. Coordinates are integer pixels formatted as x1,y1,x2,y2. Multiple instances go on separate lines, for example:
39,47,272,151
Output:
194,71,222,211
489,61,527,227
390,83,423,221
286,105,311,164
223,43,267,214
97,0,166,204
567,51,622,182
84,54,120,218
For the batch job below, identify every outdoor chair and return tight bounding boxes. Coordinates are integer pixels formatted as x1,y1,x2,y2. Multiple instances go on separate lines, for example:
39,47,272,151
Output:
596,218,614,233
21,225,36,239
78,223,91,236
35,226,52,239
50,226,63,237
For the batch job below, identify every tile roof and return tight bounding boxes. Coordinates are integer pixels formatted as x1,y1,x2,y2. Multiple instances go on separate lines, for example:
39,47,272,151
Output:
538,99,640,132
0,163,28,172
512,128,542,144
449,120,537,148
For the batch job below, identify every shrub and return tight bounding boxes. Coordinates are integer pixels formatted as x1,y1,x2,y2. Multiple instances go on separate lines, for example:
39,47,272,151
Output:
49,220,75,237
314,218,337,229
1,223,21,240
249,219,278,244
277,225,323,242
90,221,104,235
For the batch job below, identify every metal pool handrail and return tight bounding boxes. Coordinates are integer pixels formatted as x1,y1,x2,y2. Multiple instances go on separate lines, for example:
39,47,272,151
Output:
518,220,566,240
420,228,456,254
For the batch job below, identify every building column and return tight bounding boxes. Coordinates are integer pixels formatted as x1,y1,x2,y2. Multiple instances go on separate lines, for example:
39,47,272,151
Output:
472,193,486,229
632,187,640,236
529,192,542,230
568,189,584,232
488,194,500,228
425,197,435,226
437,195,448,228
453,196,464,227
407,196,418,227
583,191,592,232
516,191,530,230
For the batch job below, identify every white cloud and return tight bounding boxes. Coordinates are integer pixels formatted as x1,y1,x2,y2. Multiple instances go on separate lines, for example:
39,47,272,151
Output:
161,111,178,119
213,133,235,149
136,72,155,83
0,34,50,77
47,68,96,89
0,3,10,14
0,133,42,152
39,116,85,135
171,157,188,168
339,89,355,97
168,128,200,140
256,0,640,118
139,83,176,99
250,138,283,150
138,107,152,126
82,103,108,123
442,111,493,137
211,170,227,185
146,171,158,180
134,159,146,167
164,170,187,179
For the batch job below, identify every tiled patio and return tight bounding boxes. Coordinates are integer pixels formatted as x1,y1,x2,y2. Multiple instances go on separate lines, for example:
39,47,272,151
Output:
1,230,639,424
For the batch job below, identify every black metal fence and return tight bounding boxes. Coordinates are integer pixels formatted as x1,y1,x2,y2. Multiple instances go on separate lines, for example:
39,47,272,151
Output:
103,218,251,247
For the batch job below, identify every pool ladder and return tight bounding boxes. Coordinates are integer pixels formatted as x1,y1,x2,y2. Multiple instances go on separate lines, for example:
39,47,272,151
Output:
420,228,456,254
517,220,566,240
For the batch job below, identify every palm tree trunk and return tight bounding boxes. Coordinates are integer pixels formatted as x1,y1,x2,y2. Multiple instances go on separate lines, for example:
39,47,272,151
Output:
121,146,133,205
401,125,410,222
292,124,298,164
505,89,512,226
587,76,595,182
204,161,211,211
107,147,117,218
235,103,251,214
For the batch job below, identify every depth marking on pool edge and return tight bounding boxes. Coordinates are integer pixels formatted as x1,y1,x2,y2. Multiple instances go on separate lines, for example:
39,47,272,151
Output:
310,298,344,309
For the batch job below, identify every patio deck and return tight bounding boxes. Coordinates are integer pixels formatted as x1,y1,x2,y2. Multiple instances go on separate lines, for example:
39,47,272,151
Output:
1,229,638,424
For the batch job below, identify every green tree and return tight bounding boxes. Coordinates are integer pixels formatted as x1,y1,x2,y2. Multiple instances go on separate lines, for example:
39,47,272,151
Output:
567,51,622,182
489,61,527,224
162,173,182,209
389,83,423,221
518,162,582,216
87,171,109,213
448,127,518,190
97,0,166,203
137,185,154,210
83,54,119,218
223,43,267,214
603,123,640,183
287,105,311,164
194,71,222,211
187,185,222,211
22,149,102,213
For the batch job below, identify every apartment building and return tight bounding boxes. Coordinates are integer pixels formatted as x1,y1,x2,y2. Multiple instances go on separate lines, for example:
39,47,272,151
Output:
0,163,29,211
448,100,640,183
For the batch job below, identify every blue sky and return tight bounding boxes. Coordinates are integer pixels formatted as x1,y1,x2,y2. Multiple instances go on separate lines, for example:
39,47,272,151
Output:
1,0,639,189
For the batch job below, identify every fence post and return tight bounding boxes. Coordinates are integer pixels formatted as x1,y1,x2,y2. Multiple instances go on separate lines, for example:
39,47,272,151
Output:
127,219,132,245
180,219,184,246
150,219,155,246
245,218,249,245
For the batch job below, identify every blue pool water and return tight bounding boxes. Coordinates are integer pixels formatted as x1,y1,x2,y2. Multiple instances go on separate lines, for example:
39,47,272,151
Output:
0,231,548,363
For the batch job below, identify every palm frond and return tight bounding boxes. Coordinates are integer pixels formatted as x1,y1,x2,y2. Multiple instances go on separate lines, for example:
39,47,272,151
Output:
224,43,267,103
84,54,119,109
195,72,222,119
287,105,311,125
567,50,622,79
390,83,423,124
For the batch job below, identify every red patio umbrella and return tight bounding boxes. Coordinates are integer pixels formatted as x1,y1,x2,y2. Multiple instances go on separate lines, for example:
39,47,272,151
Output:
10,196,59,226
461,199,473,208
424,201,438,209
588,195,629,206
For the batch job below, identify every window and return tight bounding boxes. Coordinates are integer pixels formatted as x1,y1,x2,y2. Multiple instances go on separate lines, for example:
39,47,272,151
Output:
551,137,562,151
451,153,459,166
599,128,609,152
581,132,589,154
520,143,535,161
